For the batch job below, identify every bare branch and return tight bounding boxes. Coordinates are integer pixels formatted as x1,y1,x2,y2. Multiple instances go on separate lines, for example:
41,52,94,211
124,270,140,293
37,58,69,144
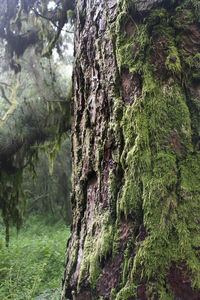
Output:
0,81,11,88
31,8,74,33
0,86,12,105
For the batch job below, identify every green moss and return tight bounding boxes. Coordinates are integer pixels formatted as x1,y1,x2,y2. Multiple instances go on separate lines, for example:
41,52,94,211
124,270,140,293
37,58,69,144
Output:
122,234,135,285
118,73,198,293
180,154,200,192
175,0,200,21
78,212,116,290
14,0,22,23
118,71,192,222
115,283,136,300
67,9,75,21
89,255,101,289
148,8,168,23
0,168,26,245
42,35,57,57
165,46,181,75
109,1,200,297
110,288,117,300
115,23,150,75
184,53,200,79
173,8,196,27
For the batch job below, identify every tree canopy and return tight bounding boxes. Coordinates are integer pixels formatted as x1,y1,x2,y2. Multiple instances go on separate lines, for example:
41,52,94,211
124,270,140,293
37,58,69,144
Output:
0,0,74,68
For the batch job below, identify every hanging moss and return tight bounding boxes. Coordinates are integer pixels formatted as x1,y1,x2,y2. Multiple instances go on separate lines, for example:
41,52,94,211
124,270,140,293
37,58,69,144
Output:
0,168,26,246
0,84,71,245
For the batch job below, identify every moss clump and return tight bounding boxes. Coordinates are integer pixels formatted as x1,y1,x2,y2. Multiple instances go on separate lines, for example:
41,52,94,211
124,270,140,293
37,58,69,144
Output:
115,283,136,300
115,23,150,75
78,212,116,290
67,9,75,21
165,46,181,75
185,53,200,79
175,0,200,21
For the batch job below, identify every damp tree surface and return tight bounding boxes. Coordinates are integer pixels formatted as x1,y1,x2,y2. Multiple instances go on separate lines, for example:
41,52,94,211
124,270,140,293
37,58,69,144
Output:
61,0,200,299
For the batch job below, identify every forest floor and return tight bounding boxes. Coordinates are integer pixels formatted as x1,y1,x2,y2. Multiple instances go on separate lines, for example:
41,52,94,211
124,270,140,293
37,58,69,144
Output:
0,215,70,300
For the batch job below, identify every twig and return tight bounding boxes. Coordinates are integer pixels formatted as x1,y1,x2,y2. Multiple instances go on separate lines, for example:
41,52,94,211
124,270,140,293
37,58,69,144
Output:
129,15,139,33
0,81,11,87
31,8,74,33
0,86,12,105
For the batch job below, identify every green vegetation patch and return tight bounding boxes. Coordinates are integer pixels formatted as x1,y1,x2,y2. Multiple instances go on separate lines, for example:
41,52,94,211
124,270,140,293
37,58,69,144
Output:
0,215,70,300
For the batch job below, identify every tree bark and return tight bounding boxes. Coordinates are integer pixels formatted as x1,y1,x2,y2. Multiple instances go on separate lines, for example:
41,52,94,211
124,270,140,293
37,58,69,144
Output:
62,0,200,299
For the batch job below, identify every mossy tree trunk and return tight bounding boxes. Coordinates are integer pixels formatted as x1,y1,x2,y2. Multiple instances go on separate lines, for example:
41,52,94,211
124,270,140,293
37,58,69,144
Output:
62,0,200,299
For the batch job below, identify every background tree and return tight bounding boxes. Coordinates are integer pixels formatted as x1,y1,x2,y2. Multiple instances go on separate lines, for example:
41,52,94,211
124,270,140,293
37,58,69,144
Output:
0,0,74,244
62,0,200,299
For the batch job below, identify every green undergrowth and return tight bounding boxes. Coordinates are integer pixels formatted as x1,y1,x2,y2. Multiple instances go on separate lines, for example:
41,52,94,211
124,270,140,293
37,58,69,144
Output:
0,215,70,300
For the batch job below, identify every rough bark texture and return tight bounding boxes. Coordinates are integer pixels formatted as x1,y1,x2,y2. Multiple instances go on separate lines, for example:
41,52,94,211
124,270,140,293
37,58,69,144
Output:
62,0,200,299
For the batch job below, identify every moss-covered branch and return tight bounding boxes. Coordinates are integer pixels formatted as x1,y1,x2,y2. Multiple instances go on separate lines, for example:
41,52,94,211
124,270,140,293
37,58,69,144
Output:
0,0,75,70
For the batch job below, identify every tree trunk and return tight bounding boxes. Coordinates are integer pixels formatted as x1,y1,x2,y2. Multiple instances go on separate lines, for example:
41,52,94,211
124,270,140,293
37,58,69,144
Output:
62,0,200,299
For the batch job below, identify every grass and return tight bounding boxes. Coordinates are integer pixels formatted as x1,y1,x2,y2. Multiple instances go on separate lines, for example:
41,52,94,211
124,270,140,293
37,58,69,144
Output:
0,215,70,300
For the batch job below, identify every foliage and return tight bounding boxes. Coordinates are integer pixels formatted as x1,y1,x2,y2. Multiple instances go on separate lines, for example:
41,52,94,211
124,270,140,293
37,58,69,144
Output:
0,215,70,299
0,82,71,242
23,137,72,224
